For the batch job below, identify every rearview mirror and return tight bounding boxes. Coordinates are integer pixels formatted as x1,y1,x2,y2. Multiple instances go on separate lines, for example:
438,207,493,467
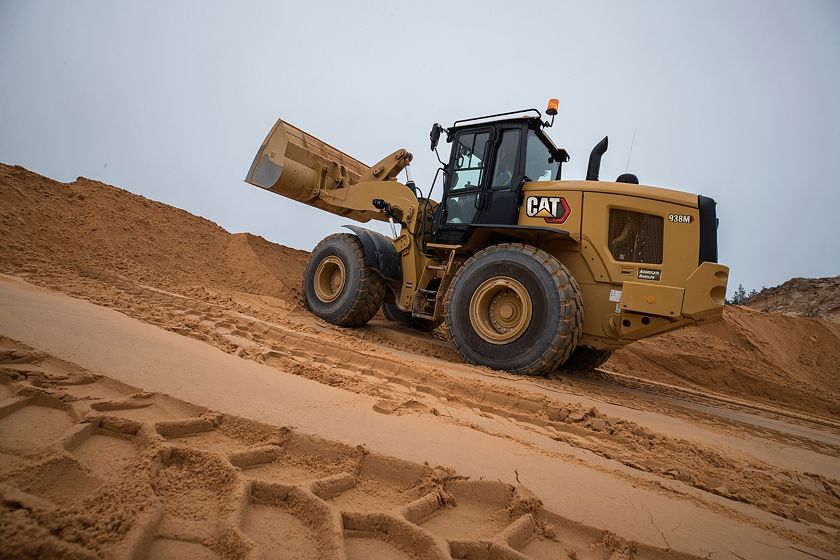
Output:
430,123,443,151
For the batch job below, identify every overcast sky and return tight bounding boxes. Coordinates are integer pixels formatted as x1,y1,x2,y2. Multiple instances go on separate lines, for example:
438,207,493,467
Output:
1,1,838,295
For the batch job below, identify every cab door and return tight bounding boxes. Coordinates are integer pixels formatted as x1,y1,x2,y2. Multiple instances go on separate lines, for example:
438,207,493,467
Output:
473,127,523,225
440,128,492,226
478,127,565,226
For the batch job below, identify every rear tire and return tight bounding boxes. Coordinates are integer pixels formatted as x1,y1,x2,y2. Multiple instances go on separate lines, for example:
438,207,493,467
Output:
304,233,384,327
445,243,583,375
561,346,614,371
382,303,437,332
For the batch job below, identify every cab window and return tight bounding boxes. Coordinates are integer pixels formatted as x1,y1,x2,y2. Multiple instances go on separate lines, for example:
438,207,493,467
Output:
450,131,490,191
491,129,520,188
524,130,560,182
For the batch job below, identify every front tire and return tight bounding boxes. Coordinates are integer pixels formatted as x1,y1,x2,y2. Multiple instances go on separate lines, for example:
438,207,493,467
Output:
304,233,384,327
445,243,583,375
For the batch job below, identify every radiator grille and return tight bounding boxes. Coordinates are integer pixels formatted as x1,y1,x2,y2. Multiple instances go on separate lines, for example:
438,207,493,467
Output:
608,209,663,264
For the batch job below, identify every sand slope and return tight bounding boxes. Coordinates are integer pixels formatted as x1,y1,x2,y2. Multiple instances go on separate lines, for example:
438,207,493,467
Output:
608,305,840,418
5,335,646,560
0,164,307,305
2,278,835,559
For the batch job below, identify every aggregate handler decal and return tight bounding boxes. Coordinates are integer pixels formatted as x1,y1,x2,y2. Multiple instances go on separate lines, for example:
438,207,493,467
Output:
525,196,570,224
638,268,661,281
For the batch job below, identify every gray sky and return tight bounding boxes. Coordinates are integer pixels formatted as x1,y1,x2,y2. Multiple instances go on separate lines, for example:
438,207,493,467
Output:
1,1,838,296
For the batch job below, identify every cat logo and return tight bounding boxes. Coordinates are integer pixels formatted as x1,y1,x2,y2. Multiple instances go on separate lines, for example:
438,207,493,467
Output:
525,196,570,224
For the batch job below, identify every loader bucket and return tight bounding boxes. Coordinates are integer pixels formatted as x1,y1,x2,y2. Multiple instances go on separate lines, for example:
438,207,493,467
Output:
246,119,369,205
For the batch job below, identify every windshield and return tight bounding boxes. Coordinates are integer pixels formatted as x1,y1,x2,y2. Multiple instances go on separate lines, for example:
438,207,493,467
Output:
524,129,560,182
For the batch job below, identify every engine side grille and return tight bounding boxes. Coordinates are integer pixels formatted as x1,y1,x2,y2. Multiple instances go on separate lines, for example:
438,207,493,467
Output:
608,209,664,264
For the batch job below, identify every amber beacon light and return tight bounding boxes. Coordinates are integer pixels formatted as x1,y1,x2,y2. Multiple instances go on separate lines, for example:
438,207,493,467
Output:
546,98,559,116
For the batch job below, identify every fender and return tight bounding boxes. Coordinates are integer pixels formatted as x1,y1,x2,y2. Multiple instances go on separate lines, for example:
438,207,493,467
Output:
463,223,573,248
342,225,402,281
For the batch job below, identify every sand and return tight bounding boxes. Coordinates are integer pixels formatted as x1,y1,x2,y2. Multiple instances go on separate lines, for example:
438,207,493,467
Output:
606,305,840,418
1,163,839,559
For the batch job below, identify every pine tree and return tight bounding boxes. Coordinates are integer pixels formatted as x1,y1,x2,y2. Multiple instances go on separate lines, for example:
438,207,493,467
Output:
730,283,747,305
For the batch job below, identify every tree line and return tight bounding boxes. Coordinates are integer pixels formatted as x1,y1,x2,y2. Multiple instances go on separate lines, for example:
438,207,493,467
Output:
727,283,764,305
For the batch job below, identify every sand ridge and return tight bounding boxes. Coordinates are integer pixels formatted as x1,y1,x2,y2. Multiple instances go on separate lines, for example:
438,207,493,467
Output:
745,276,840,322
0,164,307,308
609,305,840,418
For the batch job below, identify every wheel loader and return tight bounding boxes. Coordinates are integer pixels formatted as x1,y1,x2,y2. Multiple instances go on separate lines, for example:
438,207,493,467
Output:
245,100,729,374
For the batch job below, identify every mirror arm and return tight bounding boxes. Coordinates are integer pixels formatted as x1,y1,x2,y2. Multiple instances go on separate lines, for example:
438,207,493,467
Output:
434,146,446,166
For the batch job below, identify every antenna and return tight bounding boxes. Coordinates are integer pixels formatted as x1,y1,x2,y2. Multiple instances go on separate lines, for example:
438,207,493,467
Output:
625,128,637,172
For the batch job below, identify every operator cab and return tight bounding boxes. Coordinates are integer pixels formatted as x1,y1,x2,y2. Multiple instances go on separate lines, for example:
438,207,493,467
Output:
429,108,569,246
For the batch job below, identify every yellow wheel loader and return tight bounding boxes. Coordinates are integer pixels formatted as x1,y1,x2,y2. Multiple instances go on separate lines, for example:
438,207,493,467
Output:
245,101,729,374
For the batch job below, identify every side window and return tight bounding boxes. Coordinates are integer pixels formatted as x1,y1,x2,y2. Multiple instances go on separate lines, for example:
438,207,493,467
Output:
450,131,490,191
491,129,520,188
524,130,560,182
444,193,478,224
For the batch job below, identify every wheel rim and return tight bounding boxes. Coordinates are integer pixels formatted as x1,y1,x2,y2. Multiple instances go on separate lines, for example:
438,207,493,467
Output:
313,255,346,303
469,276,533,344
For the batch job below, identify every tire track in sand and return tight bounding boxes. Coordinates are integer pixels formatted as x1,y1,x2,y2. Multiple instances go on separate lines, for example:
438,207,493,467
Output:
61,267,840,535
0,338,689,560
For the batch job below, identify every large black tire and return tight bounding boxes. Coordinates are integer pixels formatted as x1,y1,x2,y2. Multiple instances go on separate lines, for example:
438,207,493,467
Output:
444,243,583,375
382,303,437,332
304,233,384,327
561,346,614,371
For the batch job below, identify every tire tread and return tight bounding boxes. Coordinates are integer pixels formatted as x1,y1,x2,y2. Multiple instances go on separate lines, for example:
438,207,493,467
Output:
444,243,583,376
305,233,384,327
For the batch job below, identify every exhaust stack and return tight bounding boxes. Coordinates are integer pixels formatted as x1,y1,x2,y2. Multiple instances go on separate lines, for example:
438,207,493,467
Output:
586,136,609,181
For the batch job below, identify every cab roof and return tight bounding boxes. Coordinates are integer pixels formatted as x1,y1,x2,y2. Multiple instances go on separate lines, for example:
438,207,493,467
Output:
447,110,569,163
